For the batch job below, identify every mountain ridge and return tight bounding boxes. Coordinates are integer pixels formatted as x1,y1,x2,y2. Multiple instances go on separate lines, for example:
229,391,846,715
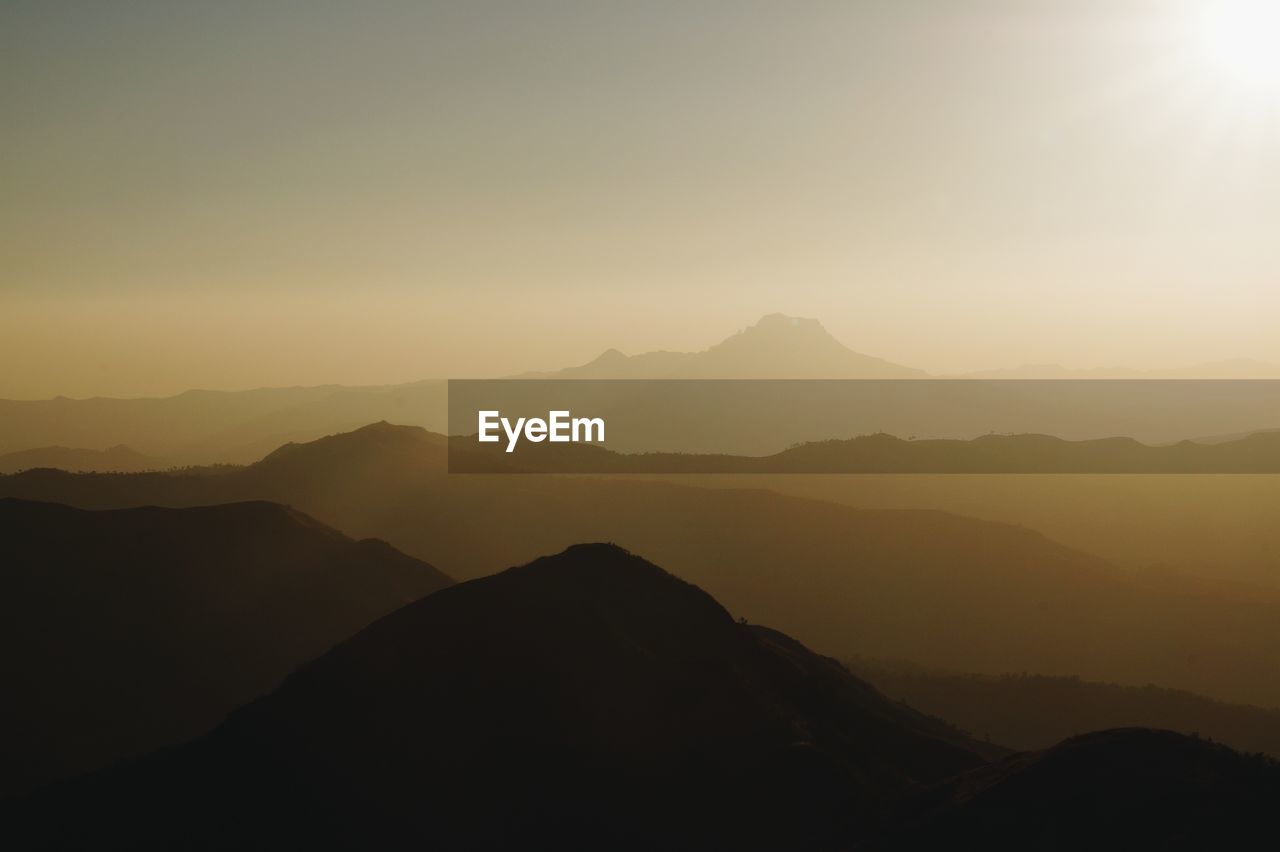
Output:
1,543,996,850
0,497,452,797
452,429,1280,473
10,543,1278,850
879,728,1280,850
9,423,1280,707
0,443,155,474
851,658,1280,758
3,315,1277,462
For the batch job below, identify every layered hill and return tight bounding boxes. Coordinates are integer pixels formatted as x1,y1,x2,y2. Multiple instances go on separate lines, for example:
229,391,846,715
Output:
879,729,1280,851
851,660,1280,757
672,468,1280,591
8,424,1280,707
2,544,994,850
5,316,1278,462
9,546,1277,850
0,382,448,463
0,498,452,796
0,444,155,474
451,430,1280,473
0,315,918,463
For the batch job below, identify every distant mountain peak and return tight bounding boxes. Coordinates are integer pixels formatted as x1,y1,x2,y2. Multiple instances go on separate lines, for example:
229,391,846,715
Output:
540,314,923,379
693,313,924,378
750,312,825,330
588,348,628,364
503,542,723,615
750,312,824,330
712,313,842,350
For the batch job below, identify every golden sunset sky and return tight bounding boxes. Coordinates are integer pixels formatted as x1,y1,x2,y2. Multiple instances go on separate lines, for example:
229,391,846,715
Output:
3,1,1278,397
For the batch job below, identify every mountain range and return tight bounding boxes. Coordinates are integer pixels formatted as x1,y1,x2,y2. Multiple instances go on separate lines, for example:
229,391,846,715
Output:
8,422,1280,707
6,544,1275,850
0,315,916,463
0,444,154,474
451,429,1280,473
4,314,1276,463
3,544,995,850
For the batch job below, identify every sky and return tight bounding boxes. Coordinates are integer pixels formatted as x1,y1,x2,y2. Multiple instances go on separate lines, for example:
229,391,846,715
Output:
2,0,1279,398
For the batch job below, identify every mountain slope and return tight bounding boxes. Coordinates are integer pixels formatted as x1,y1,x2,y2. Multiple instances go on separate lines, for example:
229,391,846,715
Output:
0,382,448,463
0,498,452,796
851,660,1280,758
684,314,925,378
878,729,1280,851
453,430,1280,473
3,544,993,851
0,444,155,474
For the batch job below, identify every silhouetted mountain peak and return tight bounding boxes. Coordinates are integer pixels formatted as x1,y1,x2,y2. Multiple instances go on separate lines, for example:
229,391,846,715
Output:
484,542,738,634
16,545,994,850
517,540,667,579
510,542,712,594
321,544,750,691
254,421,443,470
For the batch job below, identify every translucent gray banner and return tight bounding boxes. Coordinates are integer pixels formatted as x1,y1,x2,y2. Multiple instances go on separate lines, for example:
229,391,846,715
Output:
447,379,1280,473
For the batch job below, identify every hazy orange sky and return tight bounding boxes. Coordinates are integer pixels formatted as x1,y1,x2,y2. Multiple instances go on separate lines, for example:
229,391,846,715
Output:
3,1,1278,398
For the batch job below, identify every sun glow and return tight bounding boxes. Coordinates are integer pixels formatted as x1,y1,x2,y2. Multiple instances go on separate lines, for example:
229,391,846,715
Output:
1198,0,1280,90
